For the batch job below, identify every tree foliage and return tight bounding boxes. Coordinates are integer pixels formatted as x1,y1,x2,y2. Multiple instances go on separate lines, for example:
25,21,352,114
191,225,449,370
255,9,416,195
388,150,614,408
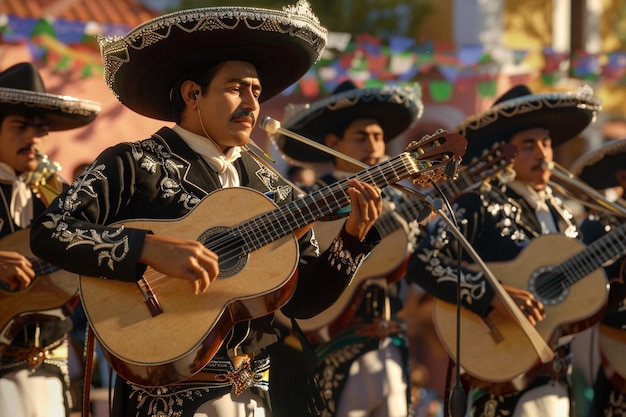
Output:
174,0,433,38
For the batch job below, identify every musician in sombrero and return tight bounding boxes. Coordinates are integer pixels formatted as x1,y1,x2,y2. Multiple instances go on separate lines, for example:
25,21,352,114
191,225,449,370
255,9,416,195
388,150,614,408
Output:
29,2,385,416
569,138,626,417
406,84,602,417
0,62,100,417
270,79,425,417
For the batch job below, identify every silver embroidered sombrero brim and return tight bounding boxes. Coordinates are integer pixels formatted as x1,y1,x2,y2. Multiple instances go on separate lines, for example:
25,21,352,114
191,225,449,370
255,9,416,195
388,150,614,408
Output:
570,137,626,189
271,80,424,164
0,62,100,131
0,88,101,131
455,85,602,162
98,1,328,121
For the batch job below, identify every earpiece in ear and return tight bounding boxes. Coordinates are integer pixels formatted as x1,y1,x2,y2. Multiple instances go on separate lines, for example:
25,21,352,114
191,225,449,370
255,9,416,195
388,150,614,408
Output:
192,90,200,99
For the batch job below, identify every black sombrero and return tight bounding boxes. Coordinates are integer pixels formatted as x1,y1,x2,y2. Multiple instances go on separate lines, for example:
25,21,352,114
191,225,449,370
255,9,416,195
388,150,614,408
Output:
271,80,423,164
455,84,602,162
0,62,100,131
98,1,328,121
570,138,626,189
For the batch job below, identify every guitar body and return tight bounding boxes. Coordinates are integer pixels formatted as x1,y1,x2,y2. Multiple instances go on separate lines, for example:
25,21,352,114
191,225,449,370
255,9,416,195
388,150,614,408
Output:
0,229,79,348
599,323,626,392
433,233,608,384
80,188,299,386
295,216,410,336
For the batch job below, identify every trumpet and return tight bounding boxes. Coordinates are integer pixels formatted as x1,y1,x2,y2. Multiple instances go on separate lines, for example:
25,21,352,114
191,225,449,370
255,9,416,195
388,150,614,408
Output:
22,153,65,208
544,160,626,218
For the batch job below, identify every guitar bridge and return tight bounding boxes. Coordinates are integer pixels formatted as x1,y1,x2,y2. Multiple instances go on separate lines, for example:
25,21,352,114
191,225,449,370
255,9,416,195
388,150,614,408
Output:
137,277,163,317
481,316,504,344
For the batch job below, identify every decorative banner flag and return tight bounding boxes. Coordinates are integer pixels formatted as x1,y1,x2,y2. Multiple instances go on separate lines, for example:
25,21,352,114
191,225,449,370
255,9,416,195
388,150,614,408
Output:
356,33,382,56
603,51,626,80
438,64,461,83
389,52,415,75
326,32,352,52
512,49,530,65
428,80,454,102
458,44,484,66
388,35,415,54
542,46,569,73
300,77,320,97
477,80,498,97
571,51,601,81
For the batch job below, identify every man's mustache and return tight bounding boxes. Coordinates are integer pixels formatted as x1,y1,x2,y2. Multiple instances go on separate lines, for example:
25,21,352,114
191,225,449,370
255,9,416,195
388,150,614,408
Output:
532,160,550,171
231,110,255,125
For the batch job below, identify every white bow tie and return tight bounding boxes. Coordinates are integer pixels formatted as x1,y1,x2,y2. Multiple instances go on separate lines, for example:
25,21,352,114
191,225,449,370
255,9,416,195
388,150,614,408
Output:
0,162,34,228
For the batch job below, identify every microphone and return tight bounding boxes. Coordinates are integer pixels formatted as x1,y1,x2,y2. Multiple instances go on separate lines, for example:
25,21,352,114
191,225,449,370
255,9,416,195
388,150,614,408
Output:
260,117,281,135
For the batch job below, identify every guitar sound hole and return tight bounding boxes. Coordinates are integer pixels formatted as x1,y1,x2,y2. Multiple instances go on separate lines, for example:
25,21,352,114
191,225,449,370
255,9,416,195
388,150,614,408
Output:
530,267,568,305
198,226,248,278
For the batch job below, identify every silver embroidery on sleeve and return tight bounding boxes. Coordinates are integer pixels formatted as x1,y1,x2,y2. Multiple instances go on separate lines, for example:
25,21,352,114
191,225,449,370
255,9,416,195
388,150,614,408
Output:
39,139,202,271
327,236,366,279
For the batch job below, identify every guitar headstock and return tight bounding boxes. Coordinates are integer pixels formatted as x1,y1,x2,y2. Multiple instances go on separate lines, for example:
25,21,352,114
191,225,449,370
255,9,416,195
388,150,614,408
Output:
404,129,467,187
462,142,517,184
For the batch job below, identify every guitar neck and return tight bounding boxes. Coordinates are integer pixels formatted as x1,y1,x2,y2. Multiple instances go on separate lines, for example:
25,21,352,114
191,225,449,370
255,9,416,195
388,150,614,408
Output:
561,223,626,287
390,157,495,226
236,152,419,252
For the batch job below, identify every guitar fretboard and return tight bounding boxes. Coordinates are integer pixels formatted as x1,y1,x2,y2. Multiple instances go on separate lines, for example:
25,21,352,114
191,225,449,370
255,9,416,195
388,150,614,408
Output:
237,152,422,252
559,223,626,287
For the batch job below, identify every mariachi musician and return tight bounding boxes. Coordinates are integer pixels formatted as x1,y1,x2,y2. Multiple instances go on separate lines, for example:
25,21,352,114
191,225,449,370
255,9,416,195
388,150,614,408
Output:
569,137,626,416
271,79,426,417
406,84,603,417
0,62,100,417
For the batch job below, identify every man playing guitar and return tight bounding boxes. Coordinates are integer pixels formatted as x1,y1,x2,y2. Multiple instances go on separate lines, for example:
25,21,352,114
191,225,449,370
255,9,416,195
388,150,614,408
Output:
271,79,424,417
406,84,603,417
0,62,99,417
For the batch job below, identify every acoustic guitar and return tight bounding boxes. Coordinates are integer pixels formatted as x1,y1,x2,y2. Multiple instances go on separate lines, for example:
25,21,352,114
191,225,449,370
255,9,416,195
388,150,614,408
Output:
0,228,80,351
288,143,517,337
432,222,626,385
79,131,467,386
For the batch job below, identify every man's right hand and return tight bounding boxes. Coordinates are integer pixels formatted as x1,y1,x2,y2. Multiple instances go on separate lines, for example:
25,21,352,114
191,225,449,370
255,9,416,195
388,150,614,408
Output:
492,284,546,326
0,250,35,291
139,234,219,295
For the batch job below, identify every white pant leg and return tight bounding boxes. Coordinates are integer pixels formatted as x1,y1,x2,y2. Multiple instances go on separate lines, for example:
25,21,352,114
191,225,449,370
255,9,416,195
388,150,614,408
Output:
511,383,570,417
194,389,267,417
0,368,66,417
336,338,408,417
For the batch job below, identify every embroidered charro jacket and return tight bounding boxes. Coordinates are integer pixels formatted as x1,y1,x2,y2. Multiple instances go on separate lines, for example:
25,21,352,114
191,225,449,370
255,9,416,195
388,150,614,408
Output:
407,181,579,318
29,127,379,415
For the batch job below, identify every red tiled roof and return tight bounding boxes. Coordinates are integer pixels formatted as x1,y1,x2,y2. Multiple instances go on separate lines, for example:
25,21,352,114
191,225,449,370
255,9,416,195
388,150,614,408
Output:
0,0,159,28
